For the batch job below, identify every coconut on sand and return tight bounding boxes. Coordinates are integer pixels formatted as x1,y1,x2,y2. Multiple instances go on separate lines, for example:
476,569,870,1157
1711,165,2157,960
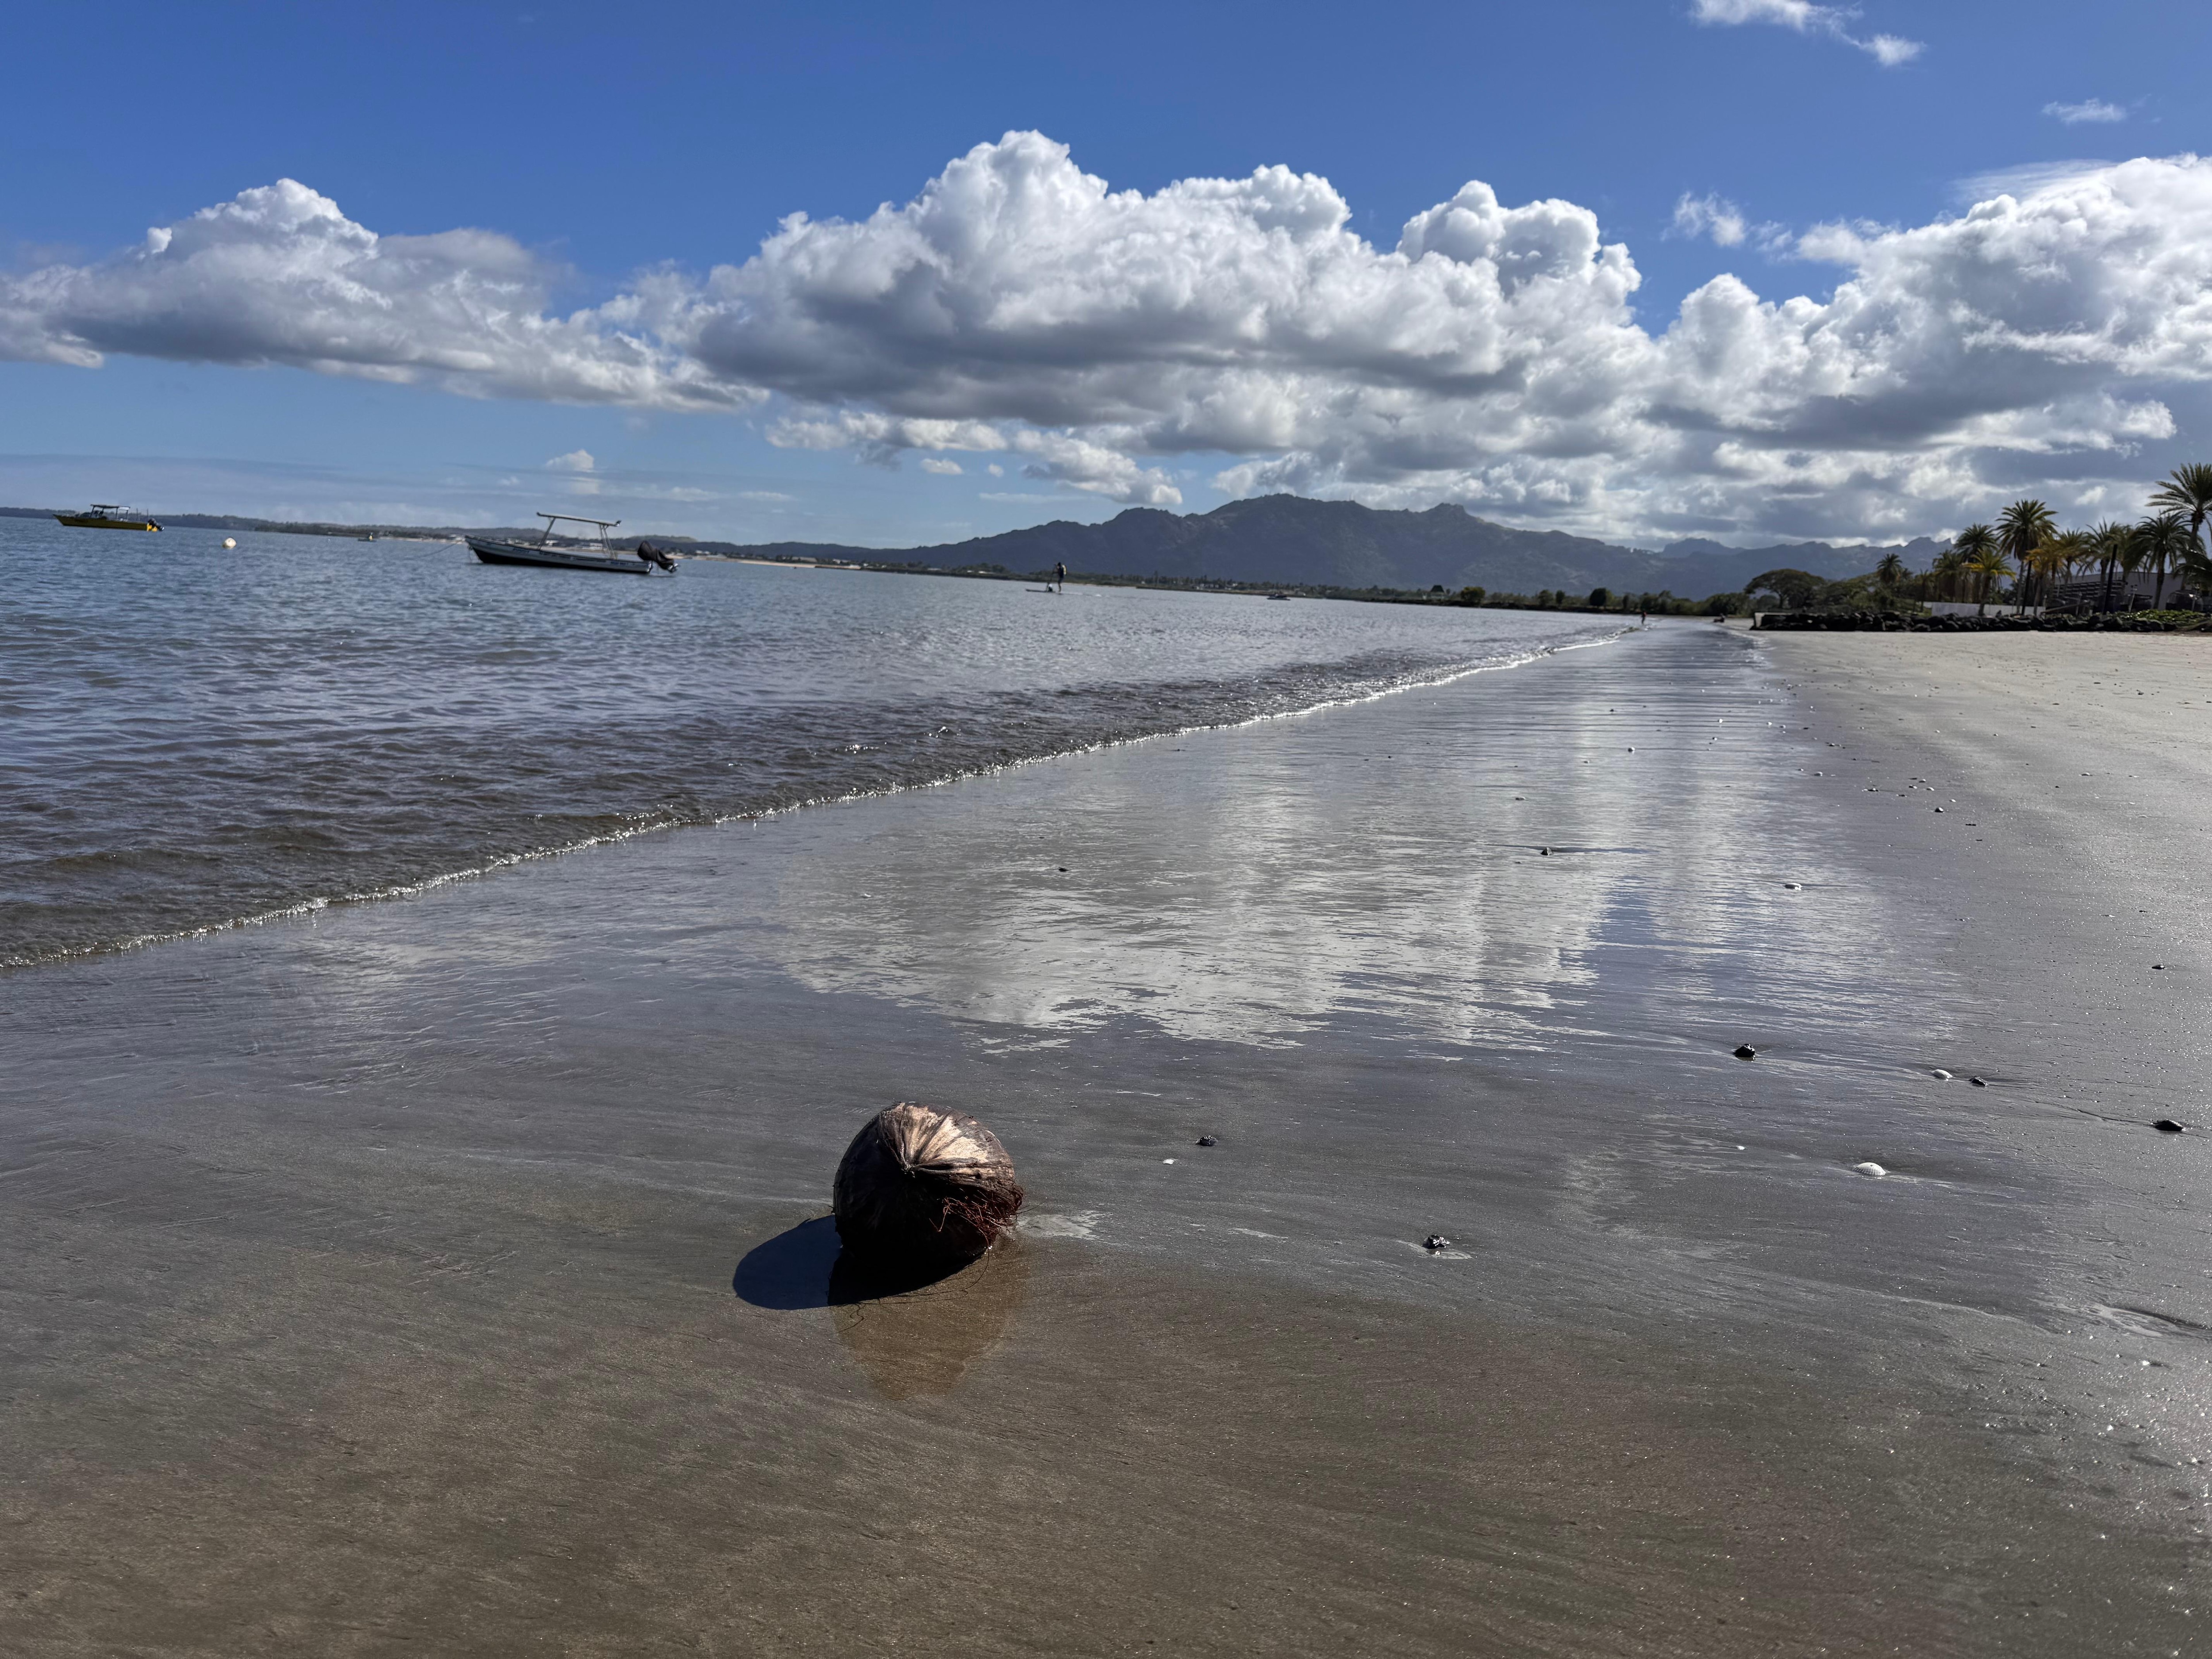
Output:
833,1102,1025,1267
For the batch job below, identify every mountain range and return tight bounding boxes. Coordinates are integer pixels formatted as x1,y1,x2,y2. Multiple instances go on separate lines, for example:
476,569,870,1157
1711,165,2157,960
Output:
719,496,1940,597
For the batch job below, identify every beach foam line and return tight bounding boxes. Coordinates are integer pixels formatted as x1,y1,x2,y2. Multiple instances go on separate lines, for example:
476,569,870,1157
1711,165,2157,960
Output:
3,625,1632,972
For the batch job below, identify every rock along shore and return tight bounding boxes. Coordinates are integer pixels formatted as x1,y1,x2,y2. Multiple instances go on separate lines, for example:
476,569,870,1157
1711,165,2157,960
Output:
1756,608,2208,634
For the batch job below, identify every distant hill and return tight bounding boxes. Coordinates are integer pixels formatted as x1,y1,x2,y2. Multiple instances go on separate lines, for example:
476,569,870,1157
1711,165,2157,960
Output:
717,497,1936,597
1655,535,1950,595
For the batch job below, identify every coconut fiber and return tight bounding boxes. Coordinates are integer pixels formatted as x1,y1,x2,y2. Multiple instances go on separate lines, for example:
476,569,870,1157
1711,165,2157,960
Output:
833,1102,1025,1266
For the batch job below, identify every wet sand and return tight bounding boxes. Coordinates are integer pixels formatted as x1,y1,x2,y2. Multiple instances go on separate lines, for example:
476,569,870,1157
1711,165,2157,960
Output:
4,624,2210,1654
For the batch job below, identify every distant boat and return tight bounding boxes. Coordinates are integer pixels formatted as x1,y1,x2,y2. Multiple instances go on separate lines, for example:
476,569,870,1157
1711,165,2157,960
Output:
467,513,676,576
1265,591,1293,600
55,504,160,532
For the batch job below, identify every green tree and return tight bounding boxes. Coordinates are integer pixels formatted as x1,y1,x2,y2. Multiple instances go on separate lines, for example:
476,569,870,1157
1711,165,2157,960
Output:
2116,521,2149,609
1926,545,1968,603
1874,551,1909,591
1588,587,1609,608
2148,463,2212,565
2024,532,2083,611
2089,520,2131,611
1995,501,2055,614
2135,510,2193,609
1962,542,2013,616
1950,524,1998,610
1744,567,1822,609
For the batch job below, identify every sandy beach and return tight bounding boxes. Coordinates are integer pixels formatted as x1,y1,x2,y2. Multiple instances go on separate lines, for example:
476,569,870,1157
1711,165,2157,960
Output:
6,623,2211,1655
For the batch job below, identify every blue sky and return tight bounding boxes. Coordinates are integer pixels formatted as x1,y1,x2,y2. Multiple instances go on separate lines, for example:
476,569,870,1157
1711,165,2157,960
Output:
5,0,2210,547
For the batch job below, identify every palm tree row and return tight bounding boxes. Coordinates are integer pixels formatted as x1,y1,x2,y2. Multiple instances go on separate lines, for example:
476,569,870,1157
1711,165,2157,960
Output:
1892,466,2212,615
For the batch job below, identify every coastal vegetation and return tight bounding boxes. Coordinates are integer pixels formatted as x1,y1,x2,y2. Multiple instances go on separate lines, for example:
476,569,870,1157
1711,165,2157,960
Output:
1740,465,2212,620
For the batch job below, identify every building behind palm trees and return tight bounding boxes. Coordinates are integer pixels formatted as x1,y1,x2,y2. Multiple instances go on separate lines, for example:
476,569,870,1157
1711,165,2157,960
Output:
2047,568,2203,612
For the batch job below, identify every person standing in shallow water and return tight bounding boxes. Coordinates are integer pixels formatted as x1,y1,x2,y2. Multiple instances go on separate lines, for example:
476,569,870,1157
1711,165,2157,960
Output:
1055,561,1067,593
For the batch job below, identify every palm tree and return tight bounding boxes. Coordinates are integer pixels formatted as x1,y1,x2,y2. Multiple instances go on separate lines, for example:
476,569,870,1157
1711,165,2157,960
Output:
1963,546,2013,616
2116,521,2150,610
2089,520,2131,611
2135,510,2193,610
2180,531,2212,601
1951,524,1999,612
1874,551,1909,594
2027,533,2085,611
2058,530,2094,605
1928,545,1968,603
2149,463,2212,563
1996,500,2056,613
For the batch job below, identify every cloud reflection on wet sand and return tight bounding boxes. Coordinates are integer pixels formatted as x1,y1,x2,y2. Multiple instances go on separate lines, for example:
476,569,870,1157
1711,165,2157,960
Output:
755,630,1947,1063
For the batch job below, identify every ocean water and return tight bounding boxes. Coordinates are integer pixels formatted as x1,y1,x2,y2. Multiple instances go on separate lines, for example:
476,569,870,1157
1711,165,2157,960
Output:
0,516,1619,966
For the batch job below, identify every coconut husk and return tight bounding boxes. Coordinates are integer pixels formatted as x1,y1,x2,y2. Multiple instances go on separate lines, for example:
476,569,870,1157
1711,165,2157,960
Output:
833,1102,1024,1266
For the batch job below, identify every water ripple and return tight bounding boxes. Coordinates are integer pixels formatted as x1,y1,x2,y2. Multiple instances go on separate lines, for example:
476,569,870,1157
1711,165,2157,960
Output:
0,518,1619,965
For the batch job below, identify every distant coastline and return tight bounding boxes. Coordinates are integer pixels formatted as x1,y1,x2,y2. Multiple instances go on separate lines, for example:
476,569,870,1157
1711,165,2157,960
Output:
3,505,1732,616
4,497,1876,618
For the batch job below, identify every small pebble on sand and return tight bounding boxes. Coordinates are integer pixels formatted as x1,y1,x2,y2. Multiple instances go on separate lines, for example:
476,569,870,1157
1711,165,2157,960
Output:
1782,882,1801,890
1932,1068,1952,1079
1969,1076,1988,1087
1854,1162,1887,1178
1196,1136,1217,1147
2154,1119,2186,1133
1423,1235,1451,1252
1734,1044,1758,1060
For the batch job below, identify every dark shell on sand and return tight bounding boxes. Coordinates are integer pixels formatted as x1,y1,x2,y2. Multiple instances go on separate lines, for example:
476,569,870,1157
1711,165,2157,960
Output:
833,1102,1024,1266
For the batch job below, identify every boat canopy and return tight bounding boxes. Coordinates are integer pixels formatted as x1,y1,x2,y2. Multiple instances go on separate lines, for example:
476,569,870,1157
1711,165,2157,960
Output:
536,512,622,549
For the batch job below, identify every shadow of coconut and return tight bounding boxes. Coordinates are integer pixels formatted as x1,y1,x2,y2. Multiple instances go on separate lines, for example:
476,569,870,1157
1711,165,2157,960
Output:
733,1216,868,1310
733,1216,1029,1398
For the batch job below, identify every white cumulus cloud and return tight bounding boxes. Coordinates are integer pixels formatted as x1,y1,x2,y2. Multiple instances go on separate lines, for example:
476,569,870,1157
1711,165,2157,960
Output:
0,180,738,408
2046,99,2127,125
1691,0,1923,67
11,136,2212,537
545,448,595,471
918,456,963,474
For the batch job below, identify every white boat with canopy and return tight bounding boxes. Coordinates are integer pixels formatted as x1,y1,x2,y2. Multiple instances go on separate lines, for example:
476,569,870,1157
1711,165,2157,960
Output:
467,514,677,575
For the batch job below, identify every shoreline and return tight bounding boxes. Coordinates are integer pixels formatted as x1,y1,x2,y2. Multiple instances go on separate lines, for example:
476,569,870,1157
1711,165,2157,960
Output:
4,626,2209,1652
1,614,1624,974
